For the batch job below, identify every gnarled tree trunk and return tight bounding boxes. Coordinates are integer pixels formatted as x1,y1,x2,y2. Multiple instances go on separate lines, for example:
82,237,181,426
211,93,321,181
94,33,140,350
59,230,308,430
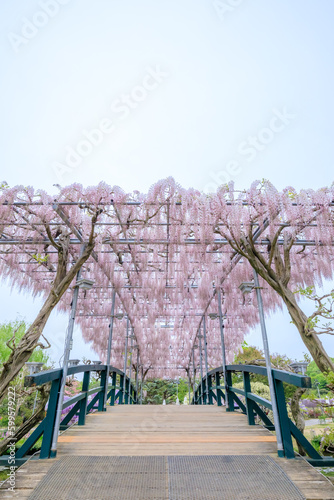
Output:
234,232,334,374
0,213,100,403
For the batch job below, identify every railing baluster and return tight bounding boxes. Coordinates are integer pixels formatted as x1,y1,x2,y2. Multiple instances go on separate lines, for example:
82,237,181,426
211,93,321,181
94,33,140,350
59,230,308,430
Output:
109,371,117,406
243,371,255,425
273,378,295,458
15,363,330,466
216,372,222,406
119,374,124,404
225,370,234,412
208,374,213,404
78,370,90,425
98,367,107,412
40,377,61,459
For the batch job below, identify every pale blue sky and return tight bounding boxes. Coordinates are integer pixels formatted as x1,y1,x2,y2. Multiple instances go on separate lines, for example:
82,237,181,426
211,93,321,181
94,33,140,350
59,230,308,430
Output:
0,0,333,365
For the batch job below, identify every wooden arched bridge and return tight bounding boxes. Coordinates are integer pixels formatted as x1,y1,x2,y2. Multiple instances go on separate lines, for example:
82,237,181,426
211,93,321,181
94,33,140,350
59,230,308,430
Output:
1,364,334,499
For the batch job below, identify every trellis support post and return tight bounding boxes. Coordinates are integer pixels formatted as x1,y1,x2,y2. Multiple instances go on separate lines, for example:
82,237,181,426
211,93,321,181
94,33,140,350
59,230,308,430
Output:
253,269,284,457
198,326,204,404
104,289,116,408
135,349,140,403
50,244,85,458
123,317,129,404
203,315,209,403
217,288,232,410
192,349,196,403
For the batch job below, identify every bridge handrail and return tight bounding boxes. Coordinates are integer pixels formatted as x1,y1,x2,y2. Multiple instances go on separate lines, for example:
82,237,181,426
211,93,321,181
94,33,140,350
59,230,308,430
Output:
0,364,138,465
193,363,334,467
24,364,127,387
206,364,312,388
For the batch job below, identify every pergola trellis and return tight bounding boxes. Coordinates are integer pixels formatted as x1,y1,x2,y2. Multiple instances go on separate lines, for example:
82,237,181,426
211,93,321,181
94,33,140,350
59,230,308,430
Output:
1,178,334,384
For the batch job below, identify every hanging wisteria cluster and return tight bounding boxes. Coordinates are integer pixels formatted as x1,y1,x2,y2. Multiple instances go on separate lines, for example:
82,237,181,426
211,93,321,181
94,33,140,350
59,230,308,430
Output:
0,179,333,379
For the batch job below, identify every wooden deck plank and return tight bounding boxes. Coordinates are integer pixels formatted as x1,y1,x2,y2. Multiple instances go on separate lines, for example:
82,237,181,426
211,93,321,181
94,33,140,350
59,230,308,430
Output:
1,405,333,499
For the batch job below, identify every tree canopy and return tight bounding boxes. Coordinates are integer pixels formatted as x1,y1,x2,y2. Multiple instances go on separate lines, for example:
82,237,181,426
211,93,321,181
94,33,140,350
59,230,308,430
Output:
1,178,334,383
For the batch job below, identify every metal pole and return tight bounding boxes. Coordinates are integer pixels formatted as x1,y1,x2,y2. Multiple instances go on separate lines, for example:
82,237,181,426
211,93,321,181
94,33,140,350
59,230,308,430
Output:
135,348,139,402
198,329,204,404
104,289,116,408
50,244,85,458
140,365,143,404
123,317,129,402
253,269,284,456
217,289,228,404
128,330,133,403
192,349,196,400
128,331,133,382
203,315,209,402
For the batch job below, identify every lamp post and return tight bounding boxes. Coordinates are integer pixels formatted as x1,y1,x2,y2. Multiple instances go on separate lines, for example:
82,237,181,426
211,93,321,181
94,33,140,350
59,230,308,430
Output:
239,270,284,457
25,362,44,376
50,245,95,458
67,359,80,380
25,362,44,413
289,361,309,376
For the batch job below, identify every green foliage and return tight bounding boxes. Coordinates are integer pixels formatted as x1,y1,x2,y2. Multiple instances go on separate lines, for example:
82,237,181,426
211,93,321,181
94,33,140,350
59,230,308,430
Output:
142,378,188,405
234,381,271,400
233,344,300,400
233,345,266,385
306,359,334,393
295,286,334,332
0,320,51,436
234,343,264,364
311,434,322,452
0,320,50,366
319,427,334,455
32,253,48,264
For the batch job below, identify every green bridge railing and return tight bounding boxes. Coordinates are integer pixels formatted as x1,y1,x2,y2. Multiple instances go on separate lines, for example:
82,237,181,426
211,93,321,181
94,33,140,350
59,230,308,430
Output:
192,364,334,466
0,363,137,465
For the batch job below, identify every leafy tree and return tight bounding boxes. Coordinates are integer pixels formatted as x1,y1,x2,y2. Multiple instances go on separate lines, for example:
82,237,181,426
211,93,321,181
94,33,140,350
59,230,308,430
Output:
306,359,334,393
0,188,102,404
142,378,189,405
0,320,52,456
0,321,50,366
214,181,334,374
